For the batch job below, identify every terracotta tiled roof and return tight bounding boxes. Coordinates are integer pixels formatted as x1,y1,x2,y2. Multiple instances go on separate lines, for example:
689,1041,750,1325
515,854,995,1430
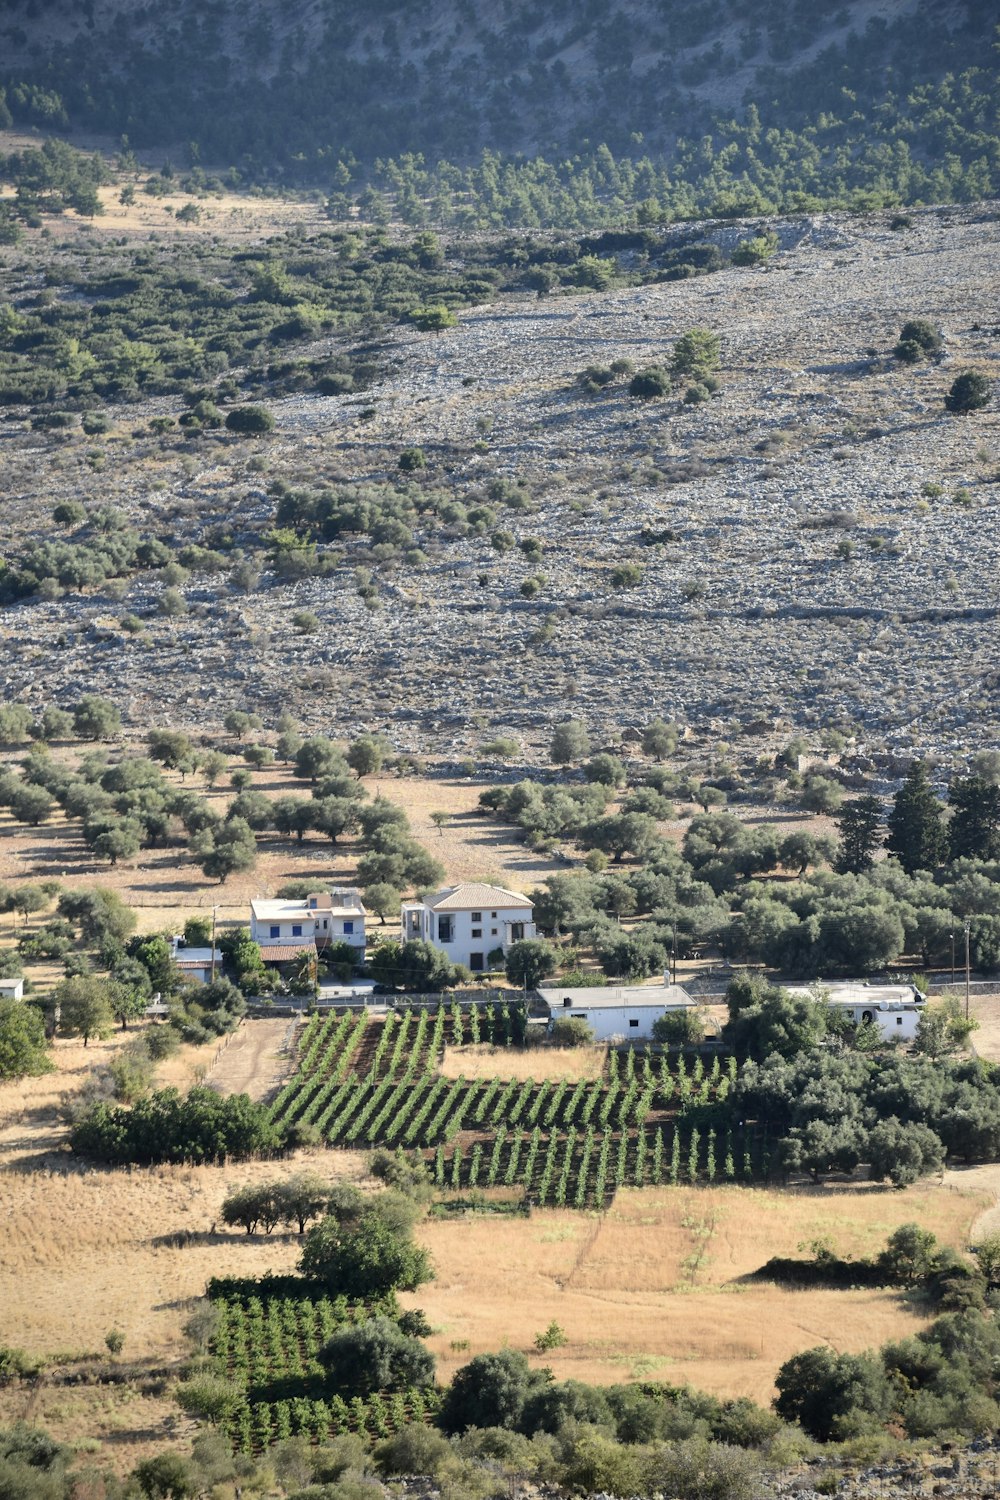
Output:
425,883,532,911
258,943,317,962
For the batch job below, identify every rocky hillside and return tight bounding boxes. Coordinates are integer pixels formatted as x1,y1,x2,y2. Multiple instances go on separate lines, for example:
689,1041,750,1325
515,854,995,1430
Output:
0,203,996,762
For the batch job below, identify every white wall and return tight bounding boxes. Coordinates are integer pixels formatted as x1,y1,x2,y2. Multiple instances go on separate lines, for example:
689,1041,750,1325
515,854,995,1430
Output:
251,913,366,949
556,1004,674,1042
251,914,318,946
403,903,534,970
835,1004,921,1041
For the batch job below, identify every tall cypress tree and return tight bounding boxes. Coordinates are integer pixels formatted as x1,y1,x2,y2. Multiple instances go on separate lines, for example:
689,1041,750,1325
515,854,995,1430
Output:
948,775,1000,861
886,762,947,873
834,795,884,874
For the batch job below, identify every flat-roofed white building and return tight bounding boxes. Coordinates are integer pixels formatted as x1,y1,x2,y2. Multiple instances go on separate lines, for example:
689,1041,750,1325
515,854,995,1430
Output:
170,942,224,984
400,883,534,972
0,977,24,1001
785,981,925,1041
250,888,367,956
542,982,695,1042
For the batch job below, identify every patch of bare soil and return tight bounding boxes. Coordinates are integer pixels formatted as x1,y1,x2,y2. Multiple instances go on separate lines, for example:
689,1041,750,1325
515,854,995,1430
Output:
203,1018,298,1102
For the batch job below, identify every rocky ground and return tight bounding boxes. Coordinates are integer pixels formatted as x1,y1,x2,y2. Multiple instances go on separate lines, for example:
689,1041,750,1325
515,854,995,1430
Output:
1,204,997,761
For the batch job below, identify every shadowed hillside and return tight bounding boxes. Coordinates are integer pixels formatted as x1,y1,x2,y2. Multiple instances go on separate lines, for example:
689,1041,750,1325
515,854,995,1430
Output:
0,0,997,219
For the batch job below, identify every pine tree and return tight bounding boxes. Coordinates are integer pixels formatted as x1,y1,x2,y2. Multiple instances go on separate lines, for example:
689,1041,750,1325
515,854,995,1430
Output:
948,776,1000,861
834,795,884,873
886,762,947,874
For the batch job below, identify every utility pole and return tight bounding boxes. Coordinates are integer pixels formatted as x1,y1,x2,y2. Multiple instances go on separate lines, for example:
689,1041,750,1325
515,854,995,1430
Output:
211,904,218,983
964,916,971,1021
950,930,955,988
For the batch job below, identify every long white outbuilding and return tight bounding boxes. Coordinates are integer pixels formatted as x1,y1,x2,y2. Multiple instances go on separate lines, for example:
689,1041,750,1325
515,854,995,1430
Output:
541,982,695,1042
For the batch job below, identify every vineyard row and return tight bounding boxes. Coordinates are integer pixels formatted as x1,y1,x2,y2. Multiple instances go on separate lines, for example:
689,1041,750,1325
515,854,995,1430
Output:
431,1122,770,1207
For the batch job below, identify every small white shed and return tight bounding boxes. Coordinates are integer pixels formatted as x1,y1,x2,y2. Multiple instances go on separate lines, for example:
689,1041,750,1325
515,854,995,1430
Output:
786,981,926,1041
542,982,695,1042
0,977,25,1001
172,946,224,983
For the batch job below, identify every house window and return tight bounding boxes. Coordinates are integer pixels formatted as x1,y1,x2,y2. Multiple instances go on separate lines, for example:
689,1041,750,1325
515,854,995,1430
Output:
438,916,453,943
292,924,303,937
308,897,317,909
471,911,482,922
269,925,280,938
471,927,482,938
491,927,498,936
343,921,354,935
510,922,524,942
470,952,484,971
571,1012,587,1019
629,1019,639,1028
491,911,497,918
322,919,328,929
896,1017,903,1025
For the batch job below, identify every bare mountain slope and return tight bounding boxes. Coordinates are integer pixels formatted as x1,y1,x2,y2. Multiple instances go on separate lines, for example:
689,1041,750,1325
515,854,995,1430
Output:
1,205,996,759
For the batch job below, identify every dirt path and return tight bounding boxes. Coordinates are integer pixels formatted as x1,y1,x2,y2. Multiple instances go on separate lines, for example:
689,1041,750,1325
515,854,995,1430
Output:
204,1019,298,1102
942,1163,1000,1245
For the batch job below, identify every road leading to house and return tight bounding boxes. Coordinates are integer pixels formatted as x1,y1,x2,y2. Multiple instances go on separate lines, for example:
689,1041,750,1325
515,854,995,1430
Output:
204,1019,297,1102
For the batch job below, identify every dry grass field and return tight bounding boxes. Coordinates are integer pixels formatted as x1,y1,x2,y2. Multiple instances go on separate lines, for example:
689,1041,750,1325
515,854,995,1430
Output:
438,1043,608,1081
968,992,1000,1064
413,1179,990,1401
0,1029,352,1465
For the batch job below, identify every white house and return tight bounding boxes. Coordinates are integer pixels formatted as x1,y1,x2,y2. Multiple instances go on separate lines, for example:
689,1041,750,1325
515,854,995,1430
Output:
400,883,535,973
542,982,695,1042
786,981,926,1042
170,939,224,984
250,889,367,958
0,977,24,1001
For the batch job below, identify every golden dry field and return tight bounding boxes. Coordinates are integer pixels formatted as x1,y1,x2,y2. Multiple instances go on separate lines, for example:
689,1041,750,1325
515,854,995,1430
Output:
413,1178,990,1401
438,1043,609,1082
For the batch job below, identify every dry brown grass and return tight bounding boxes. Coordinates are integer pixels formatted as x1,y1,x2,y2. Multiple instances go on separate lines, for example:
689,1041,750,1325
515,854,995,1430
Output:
410,1179,989,1401
0,1028,346,1367
439,1043,607,1081
0,1383,188,1472
969,992,1000,1064
0,1153,343,1359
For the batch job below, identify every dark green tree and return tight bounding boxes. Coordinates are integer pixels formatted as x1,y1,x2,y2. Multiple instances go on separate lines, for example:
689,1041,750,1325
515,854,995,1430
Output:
0,997,52,1079
550,719,590,764
56,975,115,1046
318,1315,435,1394
834,796,884,874
225,405,275,434
723,984,828,1060
299,1208,432,1298
945,371,991,413
369,939,464,992
438,1349,538,1434
641,718,678,760
886,762,947,874
73,695,121,739
867,1119,945,1188
504,938,558,989
346,736,384,777
948,775,1000,861
774,1348,892,1440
